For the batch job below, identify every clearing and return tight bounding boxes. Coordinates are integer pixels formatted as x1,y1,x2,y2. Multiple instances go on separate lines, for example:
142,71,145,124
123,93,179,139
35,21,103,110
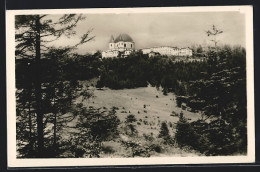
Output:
80,84,201,137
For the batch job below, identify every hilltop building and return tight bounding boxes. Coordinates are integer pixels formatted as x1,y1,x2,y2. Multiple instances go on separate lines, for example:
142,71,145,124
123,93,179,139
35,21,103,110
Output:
141,46,192,57
102,34,135,58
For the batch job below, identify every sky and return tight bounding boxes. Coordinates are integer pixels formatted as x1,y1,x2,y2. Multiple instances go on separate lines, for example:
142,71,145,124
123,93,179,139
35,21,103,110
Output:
48,11,246,54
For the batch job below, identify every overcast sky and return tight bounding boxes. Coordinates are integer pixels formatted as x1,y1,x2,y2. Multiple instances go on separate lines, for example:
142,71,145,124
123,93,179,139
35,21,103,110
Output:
50,12,245,54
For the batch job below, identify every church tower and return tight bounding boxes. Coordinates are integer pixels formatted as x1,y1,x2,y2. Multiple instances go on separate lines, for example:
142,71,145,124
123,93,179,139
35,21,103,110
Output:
109,35,115,50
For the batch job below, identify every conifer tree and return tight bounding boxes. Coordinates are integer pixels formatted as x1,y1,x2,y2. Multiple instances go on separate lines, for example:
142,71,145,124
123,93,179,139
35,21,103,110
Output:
15,14,94,157
158,122,172,144
176,45,247,154
69,106,120,157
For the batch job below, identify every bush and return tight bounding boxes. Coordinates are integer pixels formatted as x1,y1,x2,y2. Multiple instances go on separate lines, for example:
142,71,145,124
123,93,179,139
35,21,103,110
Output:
143,120,148,125
143,133,154,142
149,144,162,153
102,145,115,154
121,140,150,157
125,114,137,123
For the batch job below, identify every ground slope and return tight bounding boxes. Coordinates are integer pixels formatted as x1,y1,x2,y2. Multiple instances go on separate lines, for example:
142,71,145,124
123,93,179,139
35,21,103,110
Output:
82,85,201,137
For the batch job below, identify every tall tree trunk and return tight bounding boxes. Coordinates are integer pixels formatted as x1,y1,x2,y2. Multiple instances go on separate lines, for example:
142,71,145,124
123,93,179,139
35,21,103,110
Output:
53,112,57,148
35,15,44,157
28,96,32,150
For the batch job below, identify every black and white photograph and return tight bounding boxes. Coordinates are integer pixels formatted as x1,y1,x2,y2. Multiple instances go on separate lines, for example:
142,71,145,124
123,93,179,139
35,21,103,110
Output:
6,6,254,167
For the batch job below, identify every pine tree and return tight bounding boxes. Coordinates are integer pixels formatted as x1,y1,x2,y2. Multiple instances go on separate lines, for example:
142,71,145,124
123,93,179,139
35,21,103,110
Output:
178,45,247,154
15,14,94,157
69,106,120,157
158,122,172,144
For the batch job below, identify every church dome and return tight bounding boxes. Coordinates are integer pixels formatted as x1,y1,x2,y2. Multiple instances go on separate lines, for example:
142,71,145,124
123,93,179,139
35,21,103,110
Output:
114,34,134,43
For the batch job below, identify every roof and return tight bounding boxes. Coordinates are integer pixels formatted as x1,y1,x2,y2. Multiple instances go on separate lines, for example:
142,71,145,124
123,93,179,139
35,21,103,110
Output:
109,35,115,43
114,34,134,43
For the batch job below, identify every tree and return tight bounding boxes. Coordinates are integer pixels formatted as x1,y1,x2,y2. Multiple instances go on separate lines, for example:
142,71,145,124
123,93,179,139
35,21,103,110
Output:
206,24,223,48
196,45,203,54
69,106,120,157
158,122,172,144
187,46,246,121
125,114,138,136
175,113,198,148
15,14,94,157
173,25,246,155
175,45,247,155
41,49,86,157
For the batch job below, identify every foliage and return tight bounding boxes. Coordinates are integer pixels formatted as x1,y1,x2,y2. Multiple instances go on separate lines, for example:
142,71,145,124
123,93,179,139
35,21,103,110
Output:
67,106,120,157
206,25,223,47
124,114,138,136
158,122,172,144
125,114,137,123
97,51,208,91
174,45,247,155
15,14,94,157
121,139,151,157
175,114,200,149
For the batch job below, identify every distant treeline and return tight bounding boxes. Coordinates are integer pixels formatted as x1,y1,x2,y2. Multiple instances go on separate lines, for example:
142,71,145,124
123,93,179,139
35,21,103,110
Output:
16,51,102,89
16,50,208,95
97,51,208,93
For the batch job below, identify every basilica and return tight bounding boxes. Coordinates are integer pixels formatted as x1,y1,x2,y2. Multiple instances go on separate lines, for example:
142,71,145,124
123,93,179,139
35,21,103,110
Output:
102,34,135,58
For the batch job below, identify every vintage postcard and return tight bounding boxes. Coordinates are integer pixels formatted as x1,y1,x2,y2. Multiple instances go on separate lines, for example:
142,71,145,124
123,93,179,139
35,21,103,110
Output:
6,6,254,167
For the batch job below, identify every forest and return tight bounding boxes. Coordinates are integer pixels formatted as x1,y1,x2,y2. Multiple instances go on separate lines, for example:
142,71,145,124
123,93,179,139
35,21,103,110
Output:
15,14,247,158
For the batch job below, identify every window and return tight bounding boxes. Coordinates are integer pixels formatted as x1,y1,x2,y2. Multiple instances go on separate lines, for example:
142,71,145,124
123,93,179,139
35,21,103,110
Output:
124,43,126,47
131,44,132,48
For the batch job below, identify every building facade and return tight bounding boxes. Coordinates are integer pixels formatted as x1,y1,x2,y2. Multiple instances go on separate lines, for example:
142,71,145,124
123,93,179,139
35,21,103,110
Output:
141,46,192,57
102,34,135,58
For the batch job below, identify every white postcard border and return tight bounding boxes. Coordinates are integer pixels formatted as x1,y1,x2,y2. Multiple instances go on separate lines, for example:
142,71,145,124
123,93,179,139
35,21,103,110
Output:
6,6,255,167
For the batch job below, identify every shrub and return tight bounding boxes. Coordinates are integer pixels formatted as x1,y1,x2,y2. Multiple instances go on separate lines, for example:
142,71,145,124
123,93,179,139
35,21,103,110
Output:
102,145,115,154
143,133,154,142
125,124,138,136
149,144,162,153
121,140,150,157
170,111,178,117
125,114,137,123
143,120,148,125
